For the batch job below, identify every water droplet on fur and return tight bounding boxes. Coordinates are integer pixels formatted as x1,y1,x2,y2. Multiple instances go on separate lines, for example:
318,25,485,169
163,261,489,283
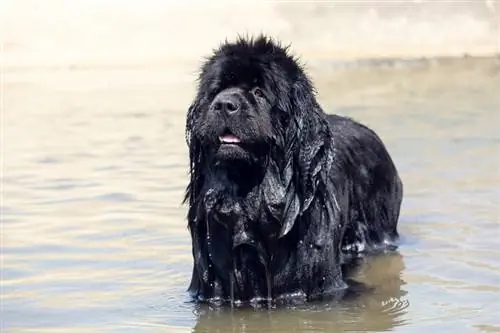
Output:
299,240,303,245
309,244,313,249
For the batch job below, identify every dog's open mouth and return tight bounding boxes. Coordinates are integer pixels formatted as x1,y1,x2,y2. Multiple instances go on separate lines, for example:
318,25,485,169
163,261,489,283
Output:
219,132,241,144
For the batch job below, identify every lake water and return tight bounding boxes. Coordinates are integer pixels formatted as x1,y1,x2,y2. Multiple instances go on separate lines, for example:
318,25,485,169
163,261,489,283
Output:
2,53,500,332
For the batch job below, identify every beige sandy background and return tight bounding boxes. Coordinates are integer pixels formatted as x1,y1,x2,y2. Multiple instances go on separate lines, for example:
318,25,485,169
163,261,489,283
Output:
3,0,499,70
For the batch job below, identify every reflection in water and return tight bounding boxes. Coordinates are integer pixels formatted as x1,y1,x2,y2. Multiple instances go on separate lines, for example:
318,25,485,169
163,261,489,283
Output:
192,254,409,333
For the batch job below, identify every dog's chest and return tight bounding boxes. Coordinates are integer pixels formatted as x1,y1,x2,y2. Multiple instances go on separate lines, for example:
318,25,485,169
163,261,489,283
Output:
204,183,280,241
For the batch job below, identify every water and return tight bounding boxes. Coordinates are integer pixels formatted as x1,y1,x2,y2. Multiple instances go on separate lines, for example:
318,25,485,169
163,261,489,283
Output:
2,36,500,333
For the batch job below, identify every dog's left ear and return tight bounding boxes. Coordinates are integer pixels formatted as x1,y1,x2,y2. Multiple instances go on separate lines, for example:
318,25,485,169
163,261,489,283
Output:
278,78,334,238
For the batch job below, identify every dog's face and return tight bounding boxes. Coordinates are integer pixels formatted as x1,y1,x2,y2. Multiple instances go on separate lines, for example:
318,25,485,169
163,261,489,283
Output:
187,39,301,166
199,84,274,163
192,60,277,164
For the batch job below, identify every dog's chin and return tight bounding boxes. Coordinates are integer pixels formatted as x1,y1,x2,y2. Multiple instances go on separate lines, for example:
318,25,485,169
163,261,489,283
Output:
215,143,254,164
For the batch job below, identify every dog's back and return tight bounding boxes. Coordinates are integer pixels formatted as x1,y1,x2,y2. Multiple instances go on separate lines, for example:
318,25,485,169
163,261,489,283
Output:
326,114,403,253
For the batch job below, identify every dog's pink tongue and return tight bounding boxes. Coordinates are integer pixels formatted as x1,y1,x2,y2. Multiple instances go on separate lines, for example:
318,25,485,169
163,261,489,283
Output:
220,134,241,143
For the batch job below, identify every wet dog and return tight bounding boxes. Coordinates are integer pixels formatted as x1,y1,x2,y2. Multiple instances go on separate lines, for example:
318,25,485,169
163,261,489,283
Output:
184,35,403,305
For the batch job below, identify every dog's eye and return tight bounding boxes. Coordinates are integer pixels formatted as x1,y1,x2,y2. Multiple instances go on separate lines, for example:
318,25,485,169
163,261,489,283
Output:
251,87,265,99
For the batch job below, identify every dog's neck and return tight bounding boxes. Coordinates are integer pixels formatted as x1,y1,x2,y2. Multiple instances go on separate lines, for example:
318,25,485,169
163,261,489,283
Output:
203,162,263,214
208,159,266,194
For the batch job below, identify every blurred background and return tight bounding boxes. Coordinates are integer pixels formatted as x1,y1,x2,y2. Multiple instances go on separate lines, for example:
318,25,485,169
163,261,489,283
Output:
2,1,500,332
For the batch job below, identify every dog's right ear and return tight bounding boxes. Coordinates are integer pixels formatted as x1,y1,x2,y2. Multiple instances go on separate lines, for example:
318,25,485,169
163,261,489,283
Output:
185,102,198,146
184,101,203,206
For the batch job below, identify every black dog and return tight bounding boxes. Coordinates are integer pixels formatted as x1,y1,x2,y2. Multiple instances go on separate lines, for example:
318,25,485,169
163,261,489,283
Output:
184,35,403,305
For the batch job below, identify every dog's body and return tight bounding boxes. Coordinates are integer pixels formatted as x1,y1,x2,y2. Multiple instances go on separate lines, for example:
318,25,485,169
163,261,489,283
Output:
184,36,403,304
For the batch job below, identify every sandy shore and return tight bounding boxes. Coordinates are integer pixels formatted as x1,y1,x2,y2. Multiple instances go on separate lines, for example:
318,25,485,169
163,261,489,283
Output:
3,0,499,70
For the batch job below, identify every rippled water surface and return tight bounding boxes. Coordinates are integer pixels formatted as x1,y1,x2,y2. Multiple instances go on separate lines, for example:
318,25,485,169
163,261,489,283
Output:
3,47,500,333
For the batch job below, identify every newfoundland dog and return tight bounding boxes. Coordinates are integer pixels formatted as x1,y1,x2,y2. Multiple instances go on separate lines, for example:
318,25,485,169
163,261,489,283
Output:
184,35,403,305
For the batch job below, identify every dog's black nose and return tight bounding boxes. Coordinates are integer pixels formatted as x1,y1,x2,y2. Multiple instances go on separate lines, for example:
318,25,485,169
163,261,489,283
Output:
212,92,241,115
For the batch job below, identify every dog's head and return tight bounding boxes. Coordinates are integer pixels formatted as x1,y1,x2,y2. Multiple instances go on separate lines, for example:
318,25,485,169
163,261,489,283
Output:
186,35,319,166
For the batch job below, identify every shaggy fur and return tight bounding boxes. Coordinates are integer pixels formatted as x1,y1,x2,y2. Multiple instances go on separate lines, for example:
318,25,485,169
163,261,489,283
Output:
184,35,403,305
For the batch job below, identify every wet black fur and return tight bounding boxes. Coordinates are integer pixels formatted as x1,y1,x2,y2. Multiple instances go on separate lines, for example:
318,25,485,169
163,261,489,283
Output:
184,35,403,305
